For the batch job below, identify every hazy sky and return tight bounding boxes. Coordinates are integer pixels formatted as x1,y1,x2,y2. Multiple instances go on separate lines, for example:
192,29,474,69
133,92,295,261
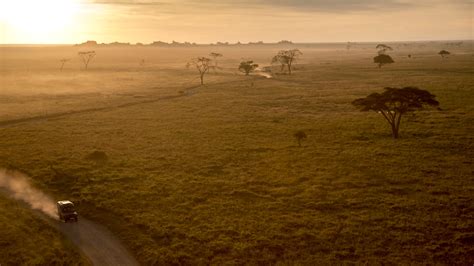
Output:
0,0,472,44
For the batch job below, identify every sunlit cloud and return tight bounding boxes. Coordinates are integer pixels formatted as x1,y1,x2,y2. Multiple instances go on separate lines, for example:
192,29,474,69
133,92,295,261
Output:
87,0,472,12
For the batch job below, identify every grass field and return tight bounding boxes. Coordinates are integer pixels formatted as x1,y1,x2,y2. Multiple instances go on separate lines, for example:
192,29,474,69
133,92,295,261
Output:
1,42,473,264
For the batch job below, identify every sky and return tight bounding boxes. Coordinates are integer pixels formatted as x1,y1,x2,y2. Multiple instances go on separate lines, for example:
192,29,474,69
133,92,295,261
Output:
0,0,472,44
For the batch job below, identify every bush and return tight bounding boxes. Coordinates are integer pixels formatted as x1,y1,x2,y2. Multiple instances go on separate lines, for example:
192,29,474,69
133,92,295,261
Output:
85,151,109,165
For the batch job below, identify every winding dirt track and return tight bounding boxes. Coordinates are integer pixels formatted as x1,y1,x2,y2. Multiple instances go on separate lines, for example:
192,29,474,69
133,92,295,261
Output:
0,84,200,129
54,217,139,266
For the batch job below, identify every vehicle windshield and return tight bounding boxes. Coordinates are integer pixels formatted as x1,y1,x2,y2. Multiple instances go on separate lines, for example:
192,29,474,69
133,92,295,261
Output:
61,204,75,212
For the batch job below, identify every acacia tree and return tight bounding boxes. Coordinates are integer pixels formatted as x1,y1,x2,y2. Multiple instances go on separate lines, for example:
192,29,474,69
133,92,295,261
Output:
271,49,302,75
374,54,395,68
59,58,70,71
294,130,307,147
439,50,450,58
376,44,393,55
78,51,96,70
352,87,439,139
238,60,259,75
187,57,212,85
209,52,223,69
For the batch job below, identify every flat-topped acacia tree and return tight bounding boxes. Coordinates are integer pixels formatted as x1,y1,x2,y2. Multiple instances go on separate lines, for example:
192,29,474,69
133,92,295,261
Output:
59,58,70,71
209,52,223,69
352,87,439,139
187,57,212,85
439,50,451,58
374,54,394,68
78,51,96,70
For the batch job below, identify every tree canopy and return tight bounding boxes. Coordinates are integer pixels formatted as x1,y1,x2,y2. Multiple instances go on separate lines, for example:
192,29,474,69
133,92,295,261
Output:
376,44,393,55
352,87,439,138
271,49,302,75
439,50,451,58
238,60,259,75
293,130,307,147
209,52,223,69
373,54,394,68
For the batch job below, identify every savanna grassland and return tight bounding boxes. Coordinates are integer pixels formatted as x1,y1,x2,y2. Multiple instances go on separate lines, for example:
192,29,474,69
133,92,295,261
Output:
0,42,473,264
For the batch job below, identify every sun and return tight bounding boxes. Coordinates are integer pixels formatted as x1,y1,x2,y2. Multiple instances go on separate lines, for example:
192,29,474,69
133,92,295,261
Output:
0,0,80,43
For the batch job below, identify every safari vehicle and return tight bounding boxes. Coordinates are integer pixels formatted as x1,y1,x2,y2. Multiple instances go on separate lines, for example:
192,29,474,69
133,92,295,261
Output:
57,200,78,222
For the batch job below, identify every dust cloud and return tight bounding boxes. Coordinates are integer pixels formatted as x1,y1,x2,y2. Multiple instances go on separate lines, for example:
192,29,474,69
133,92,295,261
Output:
0,168,57,218
255,72,273,78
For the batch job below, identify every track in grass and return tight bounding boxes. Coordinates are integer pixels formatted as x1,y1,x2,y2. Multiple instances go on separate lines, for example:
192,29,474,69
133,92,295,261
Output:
55,217,139,266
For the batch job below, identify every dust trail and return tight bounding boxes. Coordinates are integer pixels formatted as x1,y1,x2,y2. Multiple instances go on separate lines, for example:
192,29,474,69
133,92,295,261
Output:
255,72,273,78
0,168,57,218
0,168,139,265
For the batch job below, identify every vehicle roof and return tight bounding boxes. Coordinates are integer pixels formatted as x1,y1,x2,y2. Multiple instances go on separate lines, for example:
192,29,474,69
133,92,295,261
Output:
57,200,74,205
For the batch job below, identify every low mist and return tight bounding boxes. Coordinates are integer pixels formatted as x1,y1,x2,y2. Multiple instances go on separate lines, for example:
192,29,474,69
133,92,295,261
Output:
0,168,57,218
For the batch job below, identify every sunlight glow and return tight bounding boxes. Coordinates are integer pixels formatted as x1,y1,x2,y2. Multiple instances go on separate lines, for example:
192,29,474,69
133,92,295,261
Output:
0,0,80,43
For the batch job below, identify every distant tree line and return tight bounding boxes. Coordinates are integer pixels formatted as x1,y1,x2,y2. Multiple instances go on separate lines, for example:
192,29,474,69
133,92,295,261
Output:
76,40,298,47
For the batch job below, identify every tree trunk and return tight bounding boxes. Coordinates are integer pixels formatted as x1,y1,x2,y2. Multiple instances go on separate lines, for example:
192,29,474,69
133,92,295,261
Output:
287,64,292,75
200,74,204,85
391,124,399,139
298,139,301,147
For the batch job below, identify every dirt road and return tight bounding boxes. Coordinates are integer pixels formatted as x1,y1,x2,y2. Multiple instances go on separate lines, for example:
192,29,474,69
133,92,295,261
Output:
54,217,139,266
0,84,200,129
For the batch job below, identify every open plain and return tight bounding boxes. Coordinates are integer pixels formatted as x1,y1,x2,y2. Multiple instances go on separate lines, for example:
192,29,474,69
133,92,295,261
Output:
0,42,473,264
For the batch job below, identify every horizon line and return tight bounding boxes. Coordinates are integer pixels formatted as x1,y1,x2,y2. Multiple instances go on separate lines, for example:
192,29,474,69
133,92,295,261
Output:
0,39,472,46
